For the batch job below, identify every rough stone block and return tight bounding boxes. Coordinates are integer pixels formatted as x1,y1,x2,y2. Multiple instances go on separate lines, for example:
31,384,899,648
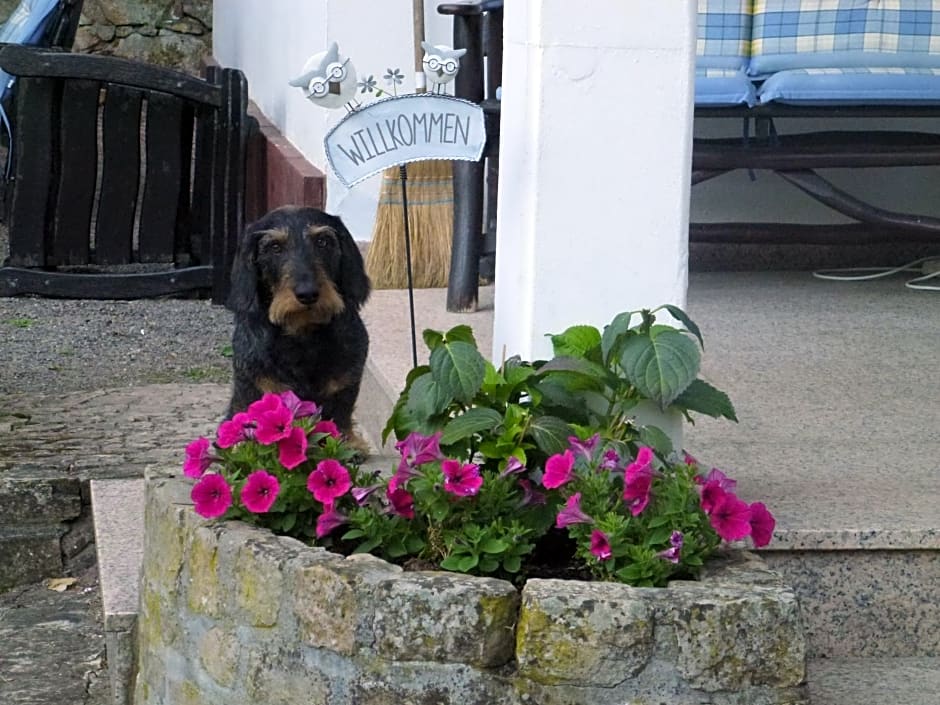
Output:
233,535,292,627
516,579,653,686
0,477,82,523
667,584,806,691
352,662,519,705
245,647,331,705
186,525,223,618
0,525,63,589
294,553,400,655
198,626,239,688
373,571,519,667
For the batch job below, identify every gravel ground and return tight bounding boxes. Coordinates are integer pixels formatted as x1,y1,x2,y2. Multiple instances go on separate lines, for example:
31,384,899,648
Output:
0,296,234,396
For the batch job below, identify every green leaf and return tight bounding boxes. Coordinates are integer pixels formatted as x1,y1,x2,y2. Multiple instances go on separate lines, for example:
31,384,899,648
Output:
479,555,499,573
405,534,426,553
638,424,674,456
502,554,522,573
422,328,445,350
440,407,503,445
673,379,738,422
430,341,486,404
480,538,509,554
529,415,574,456
405,373,449,420
549,325,601,358
444,324,478,346
601,311,638,363
341,528,366,540
620,330,700,407
661,305,704,349
356,537,382,553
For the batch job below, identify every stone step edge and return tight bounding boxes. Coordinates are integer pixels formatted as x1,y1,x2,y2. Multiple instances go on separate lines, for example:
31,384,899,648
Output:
807,657,940,705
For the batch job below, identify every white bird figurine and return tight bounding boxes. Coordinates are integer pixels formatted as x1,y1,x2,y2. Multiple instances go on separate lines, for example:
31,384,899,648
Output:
421,41,466,94
289,42,359,110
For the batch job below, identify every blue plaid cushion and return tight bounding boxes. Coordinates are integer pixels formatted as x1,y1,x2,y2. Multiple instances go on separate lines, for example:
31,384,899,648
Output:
695,67,758,105
758,65,940,103
698,0,753,70
750,0,940,76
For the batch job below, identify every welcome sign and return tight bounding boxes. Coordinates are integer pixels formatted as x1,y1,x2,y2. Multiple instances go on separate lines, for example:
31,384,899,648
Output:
324,94,486,187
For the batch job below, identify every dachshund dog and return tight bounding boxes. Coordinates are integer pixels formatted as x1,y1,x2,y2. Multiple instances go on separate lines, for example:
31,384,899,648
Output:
226,206,370,442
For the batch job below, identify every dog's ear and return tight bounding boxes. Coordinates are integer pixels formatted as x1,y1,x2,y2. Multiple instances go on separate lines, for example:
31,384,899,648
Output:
332,216,371,309
227,227,262,314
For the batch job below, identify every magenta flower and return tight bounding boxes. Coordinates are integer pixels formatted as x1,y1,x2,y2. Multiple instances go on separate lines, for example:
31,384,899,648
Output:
278,390,319,418
658,530,684,563
623,447,654,516
306,459,352,504
191,473,232,518
388,464,420,493
699,469,736,514
590,530,612,561
683,452,699,467
277,426,308,470
313,419,341,439
240,470,280,513
395,431,443,467
555,492,593,528
183,437,215,478
315,504,348,538
498,456,526,478
568,434,600,460
216,412,254,448
518,479,546,506
246,393,283,420
542,450,575,489
599,448,621,472
748,502,776,548
351,484,381,506
387,486,415,519
442,459,483,497
254,404,294,445
709,492,753,542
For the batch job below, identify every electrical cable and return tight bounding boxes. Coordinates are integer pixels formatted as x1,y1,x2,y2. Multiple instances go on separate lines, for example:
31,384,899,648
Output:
813,256,940,291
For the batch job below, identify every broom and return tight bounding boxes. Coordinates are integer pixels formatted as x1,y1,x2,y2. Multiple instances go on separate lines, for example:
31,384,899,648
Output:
365,0,454,289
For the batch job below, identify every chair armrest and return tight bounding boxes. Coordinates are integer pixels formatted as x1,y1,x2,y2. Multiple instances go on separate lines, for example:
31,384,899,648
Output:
437,1,503,17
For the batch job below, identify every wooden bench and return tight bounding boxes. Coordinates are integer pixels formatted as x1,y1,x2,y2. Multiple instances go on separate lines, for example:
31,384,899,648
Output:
0,45,249,303
443,0,940,309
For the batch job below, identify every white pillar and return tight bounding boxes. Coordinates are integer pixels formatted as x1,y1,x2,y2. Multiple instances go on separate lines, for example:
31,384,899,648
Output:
492,1,695,362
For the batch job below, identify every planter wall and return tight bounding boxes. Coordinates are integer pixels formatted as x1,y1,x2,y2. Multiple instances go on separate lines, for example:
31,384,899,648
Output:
135,474,809,705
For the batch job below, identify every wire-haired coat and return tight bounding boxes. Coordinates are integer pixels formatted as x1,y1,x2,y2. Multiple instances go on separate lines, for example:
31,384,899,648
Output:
226,206,370,437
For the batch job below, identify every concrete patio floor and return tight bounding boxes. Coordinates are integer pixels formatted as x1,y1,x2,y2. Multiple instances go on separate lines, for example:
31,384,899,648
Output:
361,270,939,550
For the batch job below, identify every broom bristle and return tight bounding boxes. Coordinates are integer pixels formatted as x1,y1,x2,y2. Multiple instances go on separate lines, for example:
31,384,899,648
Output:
366,160,454,289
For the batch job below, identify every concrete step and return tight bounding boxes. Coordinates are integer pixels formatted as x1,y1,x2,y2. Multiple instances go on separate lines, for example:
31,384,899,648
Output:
807,657,940,705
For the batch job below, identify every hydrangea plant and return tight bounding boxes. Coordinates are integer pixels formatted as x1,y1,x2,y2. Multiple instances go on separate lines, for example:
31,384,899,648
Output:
185,307,775,587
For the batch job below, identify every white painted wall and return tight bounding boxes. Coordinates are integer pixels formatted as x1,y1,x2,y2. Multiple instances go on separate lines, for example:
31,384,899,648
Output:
212,0,453,238
492,0,695,362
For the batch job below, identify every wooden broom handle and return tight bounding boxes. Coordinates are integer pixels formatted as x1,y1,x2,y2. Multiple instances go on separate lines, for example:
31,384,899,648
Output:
413,0,427,92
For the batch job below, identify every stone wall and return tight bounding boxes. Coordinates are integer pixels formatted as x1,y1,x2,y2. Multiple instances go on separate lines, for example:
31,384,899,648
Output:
0,0,212,73
135,474,809,705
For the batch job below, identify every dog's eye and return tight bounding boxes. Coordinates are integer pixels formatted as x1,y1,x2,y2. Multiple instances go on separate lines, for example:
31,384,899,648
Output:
315,235,332,249
262,241,282,254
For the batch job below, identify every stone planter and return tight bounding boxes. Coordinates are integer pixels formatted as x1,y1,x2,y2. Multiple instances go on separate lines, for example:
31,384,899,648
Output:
134,474,808,705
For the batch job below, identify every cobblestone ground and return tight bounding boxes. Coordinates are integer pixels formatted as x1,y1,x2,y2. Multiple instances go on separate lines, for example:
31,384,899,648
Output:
0,371,231,702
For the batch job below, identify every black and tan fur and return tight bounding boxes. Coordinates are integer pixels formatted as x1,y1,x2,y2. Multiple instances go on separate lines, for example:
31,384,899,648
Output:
227,206,370,438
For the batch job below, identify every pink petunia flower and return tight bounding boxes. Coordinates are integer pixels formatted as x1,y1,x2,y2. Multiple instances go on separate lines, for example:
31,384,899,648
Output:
351,484,381,506
748,502,776,548
542,450,575,489
599,448,621,472
183,437,215,478
518,479,546,507
623,447,654,516
388,464,420,493
498,456,526,478
395,431,443,467
313,419,341,439
658,530,684,563
699,468,737,514
191,473,232,518
442,459,483,497
387,486,415,519
246,393,283,420
555,492,593,528
568,434,600,461
278,390,320,418
254,403,294,445
315,503,348,538
590,530,612,560
709,492,753,542
216,412,255,448
699,482,727,515
240,470,280,513
306,459,352,504
277,426,308,470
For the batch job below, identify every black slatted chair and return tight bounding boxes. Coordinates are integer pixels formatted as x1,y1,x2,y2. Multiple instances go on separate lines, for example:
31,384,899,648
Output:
0,45,248,303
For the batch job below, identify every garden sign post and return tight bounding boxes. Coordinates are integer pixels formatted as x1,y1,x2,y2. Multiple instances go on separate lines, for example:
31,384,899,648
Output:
292,43,485,367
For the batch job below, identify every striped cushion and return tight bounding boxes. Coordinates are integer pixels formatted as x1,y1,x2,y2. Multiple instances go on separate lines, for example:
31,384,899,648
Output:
758,65,940,103
698,0,753,70
695,67,758,105
750,0,940,76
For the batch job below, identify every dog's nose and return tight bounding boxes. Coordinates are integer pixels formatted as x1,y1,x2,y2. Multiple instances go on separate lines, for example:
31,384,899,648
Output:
294,284,319,305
